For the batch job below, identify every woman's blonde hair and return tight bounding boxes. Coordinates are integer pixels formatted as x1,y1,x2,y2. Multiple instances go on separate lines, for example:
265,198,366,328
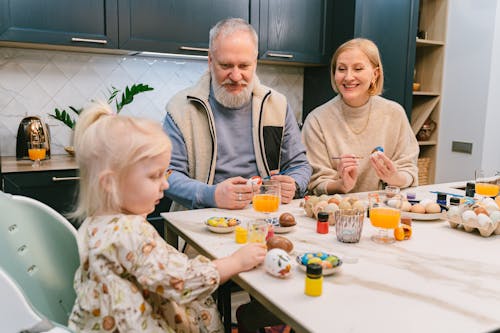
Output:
70,102,171,223
330,38,384,96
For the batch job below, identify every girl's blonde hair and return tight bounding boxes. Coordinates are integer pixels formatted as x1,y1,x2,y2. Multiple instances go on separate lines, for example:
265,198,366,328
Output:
70,102,171,223
330,38,384,96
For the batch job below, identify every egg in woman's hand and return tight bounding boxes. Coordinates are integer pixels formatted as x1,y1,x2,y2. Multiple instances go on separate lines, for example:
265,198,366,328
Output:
264,248,293,278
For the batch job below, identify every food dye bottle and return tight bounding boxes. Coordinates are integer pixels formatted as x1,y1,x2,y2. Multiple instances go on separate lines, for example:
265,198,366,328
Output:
316,212,329,234
305,263,323,297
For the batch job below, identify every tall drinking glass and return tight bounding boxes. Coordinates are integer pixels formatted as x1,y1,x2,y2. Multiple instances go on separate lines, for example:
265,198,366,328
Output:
252,179,280,217
369,206,400,244
475,169,500,197
28,142,46,167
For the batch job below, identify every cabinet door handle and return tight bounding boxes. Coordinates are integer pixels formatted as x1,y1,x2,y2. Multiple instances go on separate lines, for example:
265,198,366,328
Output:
267,52,294,59
179,46,209,53
71,37,108,44
52,176,80,182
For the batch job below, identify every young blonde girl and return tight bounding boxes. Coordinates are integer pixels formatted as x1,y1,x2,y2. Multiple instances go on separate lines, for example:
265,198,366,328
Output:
68,103,266,332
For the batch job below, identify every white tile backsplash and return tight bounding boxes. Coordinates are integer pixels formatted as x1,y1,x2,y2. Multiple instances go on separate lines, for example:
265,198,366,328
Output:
0,47,303,156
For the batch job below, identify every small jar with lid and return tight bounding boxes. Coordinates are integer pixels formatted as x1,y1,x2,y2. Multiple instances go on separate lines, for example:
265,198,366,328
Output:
449,197,460,206
436,192,447,206
304,263,323,297
316,212,329,234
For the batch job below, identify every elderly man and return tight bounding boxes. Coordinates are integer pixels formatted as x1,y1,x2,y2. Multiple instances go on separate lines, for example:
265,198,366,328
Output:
164,18,311,210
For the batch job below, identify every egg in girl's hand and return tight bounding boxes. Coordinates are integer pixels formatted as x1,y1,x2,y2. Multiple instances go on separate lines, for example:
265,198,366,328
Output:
264,248,293,278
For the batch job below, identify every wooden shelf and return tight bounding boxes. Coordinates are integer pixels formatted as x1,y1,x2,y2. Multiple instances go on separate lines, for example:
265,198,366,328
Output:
411,96,440,134
416,38,445,46
412,0,448,184
413,91,440,96
418,140,437,146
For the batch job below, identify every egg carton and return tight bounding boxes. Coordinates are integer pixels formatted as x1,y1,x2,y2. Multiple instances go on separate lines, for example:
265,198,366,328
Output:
447,212,500,237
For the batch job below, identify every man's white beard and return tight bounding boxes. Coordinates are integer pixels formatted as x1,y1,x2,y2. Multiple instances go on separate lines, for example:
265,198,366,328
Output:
211,72,254,108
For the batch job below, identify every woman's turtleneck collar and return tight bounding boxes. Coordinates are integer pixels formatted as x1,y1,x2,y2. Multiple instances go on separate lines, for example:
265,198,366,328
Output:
339,96,372,120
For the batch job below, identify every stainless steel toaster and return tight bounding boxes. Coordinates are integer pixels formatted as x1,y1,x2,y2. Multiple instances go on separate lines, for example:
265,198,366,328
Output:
16,116,51,160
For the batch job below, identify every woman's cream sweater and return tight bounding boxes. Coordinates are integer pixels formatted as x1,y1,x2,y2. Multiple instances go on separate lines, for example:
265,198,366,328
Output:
302,95,419,194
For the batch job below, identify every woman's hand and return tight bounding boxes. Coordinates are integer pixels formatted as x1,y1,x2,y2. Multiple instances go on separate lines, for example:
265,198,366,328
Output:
338,154,359,192
369,151,406,186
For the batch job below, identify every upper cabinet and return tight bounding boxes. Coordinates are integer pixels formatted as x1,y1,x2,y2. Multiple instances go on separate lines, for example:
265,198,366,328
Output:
0,0,333,65
303,0,419,120
118,0,252,56
255,0,334,64
0,0,118,48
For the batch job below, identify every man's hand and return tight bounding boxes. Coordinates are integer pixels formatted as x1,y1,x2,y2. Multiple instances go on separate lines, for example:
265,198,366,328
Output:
269,174,296,204
214,177,253,209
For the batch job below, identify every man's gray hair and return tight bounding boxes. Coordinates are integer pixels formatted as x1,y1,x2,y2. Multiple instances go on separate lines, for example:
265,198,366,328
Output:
209,18,258,55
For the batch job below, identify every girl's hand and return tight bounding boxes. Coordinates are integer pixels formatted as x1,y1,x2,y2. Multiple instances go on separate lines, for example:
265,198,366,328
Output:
232,243,267,272
338,154,359,192
214,243,267,283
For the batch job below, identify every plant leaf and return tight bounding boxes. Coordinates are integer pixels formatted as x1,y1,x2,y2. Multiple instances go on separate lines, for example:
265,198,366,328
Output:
115,83,154,113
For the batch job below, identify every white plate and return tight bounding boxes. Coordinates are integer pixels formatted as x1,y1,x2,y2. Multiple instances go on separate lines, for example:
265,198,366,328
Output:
265,217,297,233
295,252,343,276
205,217,241,233
402,211,446,221
273,225,297,234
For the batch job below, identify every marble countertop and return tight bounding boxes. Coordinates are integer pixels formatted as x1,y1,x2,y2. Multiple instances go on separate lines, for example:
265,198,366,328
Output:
162,185,500,333
1,155,77,173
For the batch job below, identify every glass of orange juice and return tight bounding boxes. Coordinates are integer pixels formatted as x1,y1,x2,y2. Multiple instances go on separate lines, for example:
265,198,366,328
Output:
27,142,47,167
475,169,500,197
252,179,280,216
369,206,400,244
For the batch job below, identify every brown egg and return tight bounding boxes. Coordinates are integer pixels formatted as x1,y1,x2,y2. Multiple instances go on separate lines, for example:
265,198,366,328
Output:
410,203,426,214
425,203,441,214
328,197,340,205
338,199,352,210
279,213,296,227
266,236,293,253
473,206,489,216
400,201,412,212
313,201,328,218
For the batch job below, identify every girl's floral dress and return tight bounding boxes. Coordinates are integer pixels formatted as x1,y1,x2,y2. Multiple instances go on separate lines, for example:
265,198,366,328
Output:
68,214,223,332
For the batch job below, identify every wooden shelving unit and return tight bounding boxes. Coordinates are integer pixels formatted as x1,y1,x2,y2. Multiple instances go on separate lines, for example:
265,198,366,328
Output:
411,0,448,185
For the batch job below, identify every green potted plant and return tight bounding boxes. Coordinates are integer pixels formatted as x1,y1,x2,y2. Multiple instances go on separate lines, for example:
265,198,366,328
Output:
49,83,154,130
49,83,154,155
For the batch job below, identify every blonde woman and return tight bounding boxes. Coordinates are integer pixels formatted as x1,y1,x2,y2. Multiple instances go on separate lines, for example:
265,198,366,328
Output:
302,38,419,194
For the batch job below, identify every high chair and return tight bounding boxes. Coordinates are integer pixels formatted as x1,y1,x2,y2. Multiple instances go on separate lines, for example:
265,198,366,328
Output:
0,191,79,327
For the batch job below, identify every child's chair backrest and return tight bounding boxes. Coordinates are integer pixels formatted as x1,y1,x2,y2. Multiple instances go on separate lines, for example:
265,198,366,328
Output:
0,191,79,326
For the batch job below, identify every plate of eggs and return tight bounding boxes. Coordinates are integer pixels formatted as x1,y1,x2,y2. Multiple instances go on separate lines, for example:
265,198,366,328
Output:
296,252,343,275
387,198,446,221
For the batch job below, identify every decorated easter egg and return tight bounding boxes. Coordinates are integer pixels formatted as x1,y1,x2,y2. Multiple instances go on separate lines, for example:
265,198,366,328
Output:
264,248,293,278
247,175,262,186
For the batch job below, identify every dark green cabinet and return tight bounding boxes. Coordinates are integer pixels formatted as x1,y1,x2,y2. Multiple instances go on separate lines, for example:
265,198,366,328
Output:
2,170,79,224
255,0,334,65
0,0,118,48
303,0,419,119
0,0,335,65
118,0,253,55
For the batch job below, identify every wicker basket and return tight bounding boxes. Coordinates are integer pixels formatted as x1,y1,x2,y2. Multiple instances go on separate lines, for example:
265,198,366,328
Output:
418,157,431,185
